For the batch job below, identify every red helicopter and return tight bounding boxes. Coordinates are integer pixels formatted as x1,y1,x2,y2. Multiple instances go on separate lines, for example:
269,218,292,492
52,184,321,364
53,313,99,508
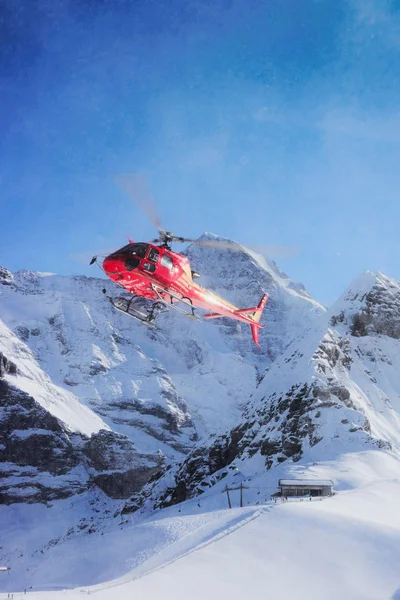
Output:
90,227,268,348
89,175,268,347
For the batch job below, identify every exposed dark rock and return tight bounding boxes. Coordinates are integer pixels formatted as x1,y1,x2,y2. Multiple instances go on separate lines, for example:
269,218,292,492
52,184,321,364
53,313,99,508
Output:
0,267,14,286
96,395,194,453
330,311,345,326
88,363,107,376
83,430,164,498
351,312,371,337
260,439,281,457
330,386,350,402
350,282,400,339
0,379,86,504
0,352,17,377
0,379,166,504
93,466,161,499
14,326,30,342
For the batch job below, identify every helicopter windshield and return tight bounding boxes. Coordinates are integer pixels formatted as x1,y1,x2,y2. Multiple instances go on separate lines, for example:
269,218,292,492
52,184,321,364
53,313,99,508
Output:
112,243,148,258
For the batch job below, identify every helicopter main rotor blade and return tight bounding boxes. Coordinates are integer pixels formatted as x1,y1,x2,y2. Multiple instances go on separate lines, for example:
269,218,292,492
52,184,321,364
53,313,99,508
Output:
113,173,163,234
167,237,300,259
244,243,300,259
111,173,298,258
196,239,299,258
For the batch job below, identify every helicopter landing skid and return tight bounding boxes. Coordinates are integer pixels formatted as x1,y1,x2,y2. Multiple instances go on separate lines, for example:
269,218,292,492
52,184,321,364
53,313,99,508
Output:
103,291,165,325
150,284,201,321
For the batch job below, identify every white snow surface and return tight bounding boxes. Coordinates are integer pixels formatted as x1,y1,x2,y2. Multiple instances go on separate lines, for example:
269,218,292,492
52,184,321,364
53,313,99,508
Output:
1,451,400,599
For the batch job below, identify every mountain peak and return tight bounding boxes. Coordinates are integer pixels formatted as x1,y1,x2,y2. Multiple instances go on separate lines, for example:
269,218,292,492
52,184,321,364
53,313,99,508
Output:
0,266,14,286
328,270,400,337
189,233,322,308
342,270,399,298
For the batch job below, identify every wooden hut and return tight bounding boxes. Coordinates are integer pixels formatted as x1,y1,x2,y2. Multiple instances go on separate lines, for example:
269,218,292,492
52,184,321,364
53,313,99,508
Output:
278,479,333,497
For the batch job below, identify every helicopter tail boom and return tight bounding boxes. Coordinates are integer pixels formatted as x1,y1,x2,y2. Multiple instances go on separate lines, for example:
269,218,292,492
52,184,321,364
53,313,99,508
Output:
204,293,268,348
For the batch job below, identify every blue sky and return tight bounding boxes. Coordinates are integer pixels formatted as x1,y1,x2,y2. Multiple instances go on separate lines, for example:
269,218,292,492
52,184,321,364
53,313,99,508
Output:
1,0,400,305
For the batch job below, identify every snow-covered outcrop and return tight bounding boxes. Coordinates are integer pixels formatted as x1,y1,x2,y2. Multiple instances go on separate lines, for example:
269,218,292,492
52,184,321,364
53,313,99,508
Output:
124,271,400,513
0,322,162,503
0,271,197,458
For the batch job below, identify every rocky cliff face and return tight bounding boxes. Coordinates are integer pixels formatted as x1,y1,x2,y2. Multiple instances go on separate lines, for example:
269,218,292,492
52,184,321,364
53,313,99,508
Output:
122,271,400,514
0,364,162,504
0,373,87,504
0,267,14,286
0,324,163,504
332,271,400,339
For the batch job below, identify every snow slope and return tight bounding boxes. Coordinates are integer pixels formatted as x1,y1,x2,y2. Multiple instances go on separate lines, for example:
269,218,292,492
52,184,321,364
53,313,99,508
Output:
0,490,261,593
109,482,400,600
4,460,400,599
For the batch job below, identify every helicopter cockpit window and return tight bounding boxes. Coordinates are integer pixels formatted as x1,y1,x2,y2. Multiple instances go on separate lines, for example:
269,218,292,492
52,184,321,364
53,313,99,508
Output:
129,244,148,258
125,256,140,271
113,243,148,258
148,247,160,263
160,254,173,270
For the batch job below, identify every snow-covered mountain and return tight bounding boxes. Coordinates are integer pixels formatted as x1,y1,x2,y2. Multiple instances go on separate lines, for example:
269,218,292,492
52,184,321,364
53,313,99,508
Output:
0,239,322,504
2,248,400,598
123,270,400,513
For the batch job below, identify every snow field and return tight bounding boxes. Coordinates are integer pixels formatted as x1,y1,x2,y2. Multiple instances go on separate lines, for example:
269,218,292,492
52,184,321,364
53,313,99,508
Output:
2,463,400,599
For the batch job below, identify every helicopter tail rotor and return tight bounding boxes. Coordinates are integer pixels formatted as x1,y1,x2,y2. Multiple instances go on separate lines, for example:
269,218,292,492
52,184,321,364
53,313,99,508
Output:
249,293,268,348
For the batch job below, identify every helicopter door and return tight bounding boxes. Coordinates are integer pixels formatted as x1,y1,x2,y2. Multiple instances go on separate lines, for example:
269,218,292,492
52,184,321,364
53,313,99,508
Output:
148,248,160,263
160,254,173,270
155,252,175,285
143,247,159,273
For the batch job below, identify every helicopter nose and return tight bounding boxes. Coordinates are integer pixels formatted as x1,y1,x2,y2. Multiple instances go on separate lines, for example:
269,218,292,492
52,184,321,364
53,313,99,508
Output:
103,255,123,278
